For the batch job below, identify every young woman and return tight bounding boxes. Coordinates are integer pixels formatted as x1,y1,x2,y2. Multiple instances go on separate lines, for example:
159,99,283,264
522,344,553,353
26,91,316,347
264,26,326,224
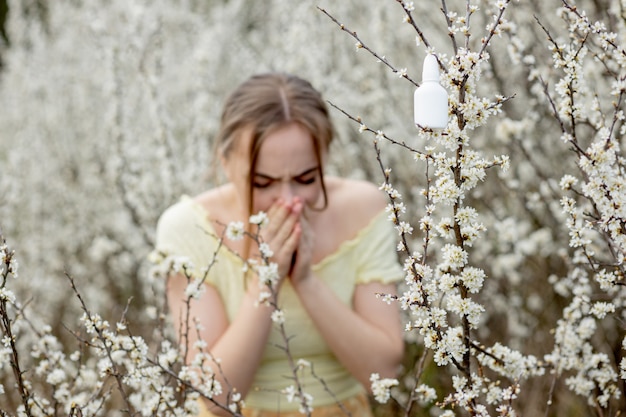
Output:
155,73,404,416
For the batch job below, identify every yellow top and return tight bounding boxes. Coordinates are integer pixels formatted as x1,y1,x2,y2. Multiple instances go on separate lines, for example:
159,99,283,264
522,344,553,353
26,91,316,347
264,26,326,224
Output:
155,196,403,411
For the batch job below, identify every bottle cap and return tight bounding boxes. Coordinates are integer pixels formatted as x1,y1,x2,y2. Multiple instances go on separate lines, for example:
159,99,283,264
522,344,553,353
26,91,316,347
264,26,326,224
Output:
422,54,440,82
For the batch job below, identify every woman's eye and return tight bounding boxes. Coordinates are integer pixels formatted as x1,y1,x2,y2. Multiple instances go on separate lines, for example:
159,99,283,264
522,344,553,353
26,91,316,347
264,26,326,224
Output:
296,176,316,185
252,181,272,189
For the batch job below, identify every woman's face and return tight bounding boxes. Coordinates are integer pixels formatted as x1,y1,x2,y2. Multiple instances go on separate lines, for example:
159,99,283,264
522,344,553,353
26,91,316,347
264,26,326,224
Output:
223,122,325,215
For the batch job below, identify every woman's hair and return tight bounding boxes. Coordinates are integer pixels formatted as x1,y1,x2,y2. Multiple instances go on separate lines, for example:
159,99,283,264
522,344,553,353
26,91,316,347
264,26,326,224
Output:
215,73,334,215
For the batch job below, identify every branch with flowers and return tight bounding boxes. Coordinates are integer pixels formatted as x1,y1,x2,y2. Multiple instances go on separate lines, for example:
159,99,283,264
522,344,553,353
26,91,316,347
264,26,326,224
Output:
0,213,351,417
321,0,626,416
224,214,315,416
0,213,316,416
0,225,254,416
535,0,626,413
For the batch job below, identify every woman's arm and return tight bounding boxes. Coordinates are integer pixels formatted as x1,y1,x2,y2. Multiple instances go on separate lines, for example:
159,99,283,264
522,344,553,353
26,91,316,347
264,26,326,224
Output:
166,199,304,416
292,277,404,387
167,273,273,416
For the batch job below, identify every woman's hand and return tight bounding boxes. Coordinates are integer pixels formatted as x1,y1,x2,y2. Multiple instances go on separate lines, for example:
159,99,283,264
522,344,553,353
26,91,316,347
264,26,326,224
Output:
258,198,303,283
290,203,314,287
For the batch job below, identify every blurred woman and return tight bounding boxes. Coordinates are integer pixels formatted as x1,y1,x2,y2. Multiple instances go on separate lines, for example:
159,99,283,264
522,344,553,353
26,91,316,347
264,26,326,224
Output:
155,73,404,416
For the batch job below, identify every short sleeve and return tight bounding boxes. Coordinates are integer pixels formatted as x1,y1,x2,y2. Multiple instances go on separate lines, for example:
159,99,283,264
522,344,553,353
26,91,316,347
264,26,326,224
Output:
355,210,404,285
154,197,221,285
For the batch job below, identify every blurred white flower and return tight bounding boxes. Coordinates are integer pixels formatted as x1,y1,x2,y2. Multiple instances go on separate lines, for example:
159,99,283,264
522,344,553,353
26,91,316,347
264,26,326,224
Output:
271,309,285,324
184,278,206,299
415,384,437,405
257,262,279,288
225,221,245,241
259,242,274,259
249,212,269,227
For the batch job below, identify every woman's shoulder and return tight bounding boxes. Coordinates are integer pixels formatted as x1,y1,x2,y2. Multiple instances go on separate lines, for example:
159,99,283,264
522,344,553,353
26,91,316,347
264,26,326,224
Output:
327,176,386,210
193,184,238,220
193,184,230,210
156,194,209,238
191,185,251,245
157,185,231,234
158,195,195,225
325,176,387,233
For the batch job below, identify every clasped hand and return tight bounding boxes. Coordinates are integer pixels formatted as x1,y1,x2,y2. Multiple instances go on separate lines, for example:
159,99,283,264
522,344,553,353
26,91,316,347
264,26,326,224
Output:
259,197,313,287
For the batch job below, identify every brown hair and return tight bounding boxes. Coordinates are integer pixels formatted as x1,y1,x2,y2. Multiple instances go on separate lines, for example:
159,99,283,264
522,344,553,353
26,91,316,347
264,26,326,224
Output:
215,73,334,216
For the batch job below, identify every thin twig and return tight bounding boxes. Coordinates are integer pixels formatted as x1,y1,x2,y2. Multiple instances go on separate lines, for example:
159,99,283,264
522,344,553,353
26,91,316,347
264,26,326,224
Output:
66,273,136,416
404,348,430,417
441,0,459,53
394,0,437,56
317,6,419,87
327,100,427,156
0,238,34,417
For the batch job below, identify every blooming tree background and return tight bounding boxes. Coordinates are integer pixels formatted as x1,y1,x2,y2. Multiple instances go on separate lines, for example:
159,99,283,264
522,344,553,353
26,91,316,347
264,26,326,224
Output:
1,0,626,416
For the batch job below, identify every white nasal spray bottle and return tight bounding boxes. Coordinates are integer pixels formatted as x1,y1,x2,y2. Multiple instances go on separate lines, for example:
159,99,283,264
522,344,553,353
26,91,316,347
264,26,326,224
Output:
414,54,448,129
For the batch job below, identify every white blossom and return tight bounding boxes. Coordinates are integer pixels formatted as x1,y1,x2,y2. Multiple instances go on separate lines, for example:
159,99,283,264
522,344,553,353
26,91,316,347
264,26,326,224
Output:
271,309,285,324
590,302,615,319
415,384,437,405
0,288,16,304
440,244,468,270
184,278,206,299
249,211,269,227
257,262,279,288
370,373,398,403
258,242,274,259
460,267,486,293
225,221,245,241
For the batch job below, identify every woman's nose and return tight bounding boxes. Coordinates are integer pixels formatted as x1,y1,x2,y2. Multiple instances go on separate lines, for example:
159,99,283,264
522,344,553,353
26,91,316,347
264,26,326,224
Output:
279,181,295,200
